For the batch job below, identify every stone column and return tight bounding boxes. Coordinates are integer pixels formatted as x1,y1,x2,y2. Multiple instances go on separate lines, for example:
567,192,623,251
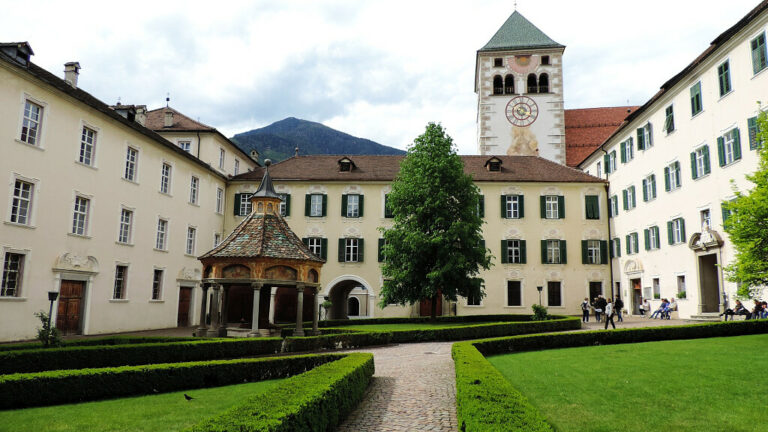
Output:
219,285,229,337
312,286,320,333
197,284,209,337
368,293,376,318
206,284,220,337
249,282,262,337
295,284,305,337
269,287,278,324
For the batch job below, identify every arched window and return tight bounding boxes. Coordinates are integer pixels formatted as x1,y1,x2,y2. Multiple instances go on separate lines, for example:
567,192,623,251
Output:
493,75,503,95
504,75,515,94
539,73,550,93
527,74,538,93
347,296,360,316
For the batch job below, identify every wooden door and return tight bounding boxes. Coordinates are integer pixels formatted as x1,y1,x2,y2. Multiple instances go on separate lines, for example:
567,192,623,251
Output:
177,287,192,327
57,280,84,335
419,291,442,317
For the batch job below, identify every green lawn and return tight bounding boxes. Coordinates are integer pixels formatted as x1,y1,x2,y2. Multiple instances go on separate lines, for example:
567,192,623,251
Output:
335,322,484,331
488,334,768,432
0,378,285,432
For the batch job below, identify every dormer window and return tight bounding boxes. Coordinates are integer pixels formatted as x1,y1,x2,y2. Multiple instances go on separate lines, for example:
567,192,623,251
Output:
0,42,33,67
338,157,356,172
485,157,503,172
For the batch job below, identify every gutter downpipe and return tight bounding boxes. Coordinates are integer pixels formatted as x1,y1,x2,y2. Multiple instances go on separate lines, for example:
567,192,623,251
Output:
599,145,616,301
196,131,202,159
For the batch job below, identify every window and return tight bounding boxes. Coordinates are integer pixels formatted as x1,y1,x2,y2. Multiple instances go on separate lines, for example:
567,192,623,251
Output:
306,194,326,217
476,195,485,218
664,161,681,191
79,126,96,166
186,227,196,255
384,194,394,218
610,238,621,258
378,238,387,262
636,123,652,150
238,193,252,216
178,141,191,152
151,269,163,300
690,81,702,116
218,148,225,169
620,138,634,162
72,196,90,236
339,161,352,172
234,159,240,175
668,217,686,245
609,195,619,217
718,128,742,166
664,105,675,133
622,186,636,211
748,116,763,150
502,195,524,219
466,292,481,306
701,209,711,230
493,75,503,95
527,74,537,93
1,252,24,296
507,281,522,306
603,150,617,174
214,233,222,247
339,238,363,262
642,174,657,201
644,226,660,250
20,100,43,146
189,176,199,204
303,237,327,260
504,75,515,95
717,60,732,96
160,163,172,194
494,57,503,67
541,195,563,219
596,162,602,178
343,194,362,218
543,239,566,264
156,219,168,250
124,147,139,181
583,239,605,265
541,55,550,65
538,73,549,93
625,232,639,255
216,188,224,213
585,195,600,220
751,32,767,75
10,180,33,225
118,209,133,244
501,239,526,264
653,278,661,299
677,275,686,297
113,265,127,299
690,145,711,180
547,281,562,307
589,281,603,299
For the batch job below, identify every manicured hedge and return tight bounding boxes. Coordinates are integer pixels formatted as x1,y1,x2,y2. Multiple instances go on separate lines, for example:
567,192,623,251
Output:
0,337,283,374
187,352,374,432
0,335,199,352
284,331,393,352
452,319,768,431
0,353,343,409
313,314,541,328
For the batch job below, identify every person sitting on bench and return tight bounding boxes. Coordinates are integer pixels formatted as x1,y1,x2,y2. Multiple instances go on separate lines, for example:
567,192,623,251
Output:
650,299,668,319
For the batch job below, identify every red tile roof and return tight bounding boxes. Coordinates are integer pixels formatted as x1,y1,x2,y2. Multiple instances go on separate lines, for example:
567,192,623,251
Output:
145,107,215,131
564,106,638,167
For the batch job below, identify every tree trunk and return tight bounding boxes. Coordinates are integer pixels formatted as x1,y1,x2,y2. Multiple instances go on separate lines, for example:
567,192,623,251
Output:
430,293,437,322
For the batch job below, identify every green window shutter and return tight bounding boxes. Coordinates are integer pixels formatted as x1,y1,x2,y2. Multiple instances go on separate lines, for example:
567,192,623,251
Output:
359,195,364,217
633,234,639,253
541,240,548,264
651,175,657,198
478,195,484,218
581,240,588,264
321,195,327,216
690,151,698,179
733,128,742,161
305,194,311,216
234,193,242,215
667,221,674,245
520,240,527,264
501,240,509,264
703,146,711,174
647,124,653,147
585,195,598,219
674,162,681,188
620,142,627,163
378,238,385,262
603,154,611,173
557,196,565,219
283,194,291,216
630,187,635,206
320,238,327,260
642,179,648,201
341,194,348,217
384,194,394,218
626,235,632,255
644,229,650,251
622,189,628,210
636,129,644,150
600,240,608,264
717,136,726,167
721,203,730,224
358,238,364,262
560,240,567,264
302,237,309,247
338,238,345,262
748,117,759,150
501,195,507,218
680,219,686,242
664,167,671,191
518,195,525,218
540,196,546,218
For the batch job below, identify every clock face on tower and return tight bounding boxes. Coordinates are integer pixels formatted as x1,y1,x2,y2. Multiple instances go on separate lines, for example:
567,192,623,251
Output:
505,96,539,127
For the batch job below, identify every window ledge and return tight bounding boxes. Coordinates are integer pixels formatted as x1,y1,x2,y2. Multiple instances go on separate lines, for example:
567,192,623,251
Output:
153,248,169,253
148,299,165,303
75,161,97,170
184,253,197,258
722,159,742,168
752,66,768,80
306,216,327,220
464,305,483,307
115,241,134,247
693,173,711,181
0,296,27,302
14,139,45,151
691,110,705,120
4,221,36,229
504,305,525,308
67,233,92,239
121,178,139,186
159,191,173,197
109,299,129,303
188,202,200,207
665,129,676,136
717,90,734,101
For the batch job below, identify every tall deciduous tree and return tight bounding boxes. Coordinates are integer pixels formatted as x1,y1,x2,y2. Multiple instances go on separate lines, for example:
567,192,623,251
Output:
723,112,768,298
379,123,492,320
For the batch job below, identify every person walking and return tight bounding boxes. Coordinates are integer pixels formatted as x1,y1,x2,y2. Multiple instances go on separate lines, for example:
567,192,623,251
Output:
581,297,590,323
592,297,601,322
604,298,616,329
614,297,624,322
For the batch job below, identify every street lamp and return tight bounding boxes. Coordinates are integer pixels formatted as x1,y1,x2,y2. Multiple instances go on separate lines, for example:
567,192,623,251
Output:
537,286,543,306
47,291,59,344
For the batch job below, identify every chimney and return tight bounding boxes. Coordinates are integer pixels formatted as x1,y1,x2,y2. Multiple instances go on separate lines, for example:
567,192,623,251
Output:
64,62,80,88
135,105,147,126
164,110,174,128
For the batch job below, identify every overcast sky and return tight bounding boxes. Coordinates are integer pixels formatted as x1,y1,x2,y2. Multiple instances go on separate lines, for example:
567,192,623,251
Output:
1,0,760,154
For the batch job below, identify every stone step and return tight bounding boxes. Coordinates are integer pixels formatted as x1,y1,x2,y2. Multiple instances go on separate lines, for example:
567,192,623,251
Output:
688,313,722,322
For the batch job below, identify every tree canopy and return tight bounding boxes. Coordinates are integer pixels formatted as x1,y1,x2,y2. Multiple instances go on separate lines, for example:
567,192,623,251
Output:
379,123,492,319
723,112,768,298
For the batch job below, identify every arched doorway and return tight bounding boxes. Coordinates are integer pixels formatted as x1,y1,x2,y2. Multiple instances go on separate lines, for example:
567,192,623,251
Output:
347,297,360,316
326,276,372,319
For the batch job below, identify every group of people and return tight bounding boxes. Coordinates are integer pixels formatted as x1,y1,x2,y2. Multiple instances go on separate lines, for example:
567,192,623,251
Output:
580,295,623,329
720,299,768,321
646,298,678,319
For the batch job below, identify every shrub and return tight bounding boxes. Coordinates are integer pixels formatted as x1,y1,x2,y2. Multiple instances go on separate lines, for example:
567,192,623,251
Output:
0,336,199,352
314,314,537,328
187,353,374,432
530,304,549,321
34,311,62,348
0,353,343,409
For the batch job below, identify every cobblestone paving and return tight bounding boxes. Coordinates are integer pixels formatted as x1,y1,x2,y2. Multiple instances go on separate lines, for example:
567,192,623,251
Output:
337,341,457,432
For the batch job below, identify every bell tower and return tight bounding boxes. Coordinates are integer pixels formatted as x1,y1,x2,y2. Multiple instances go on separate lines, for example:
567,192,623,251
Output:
475,10,566,164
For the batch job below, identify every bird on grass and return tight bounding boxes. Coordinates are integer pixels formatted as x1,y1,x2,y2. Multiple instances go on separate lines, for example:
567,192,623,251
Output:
184,393,195,401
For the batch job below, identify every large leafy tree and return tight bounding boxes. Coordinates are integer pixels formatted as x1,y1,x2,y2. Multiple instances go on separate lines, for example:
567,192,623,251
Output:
723,112,768,298
379,123,492,320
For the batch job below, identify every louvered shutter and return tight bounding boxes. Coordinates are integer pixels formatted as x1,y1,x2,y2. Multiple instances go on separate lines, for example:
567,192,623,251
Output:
341,195,348,217
667,221,674,245
321,195,327,216
651,175,657,197
541,240,548,264
703,146,711,175
717,136,726,166
748,117,759,150
644,229,650,250
518,195,525,218
540,196,546,218
626,235,631,255
520,240,527,264
501,195,508,218
357,239,364,262
622,189,628,210
664,167,671,191
234,193,242,215
599,241,608,264
636,129,645,150
305,194,311,216
733,128,742,160
581,240,588,264
359,195,364,217
501,240,509,264
690,152,698,179
478,195,484,218
560,240,567,264
378,238,385,262
642,179,648,201
603,154,611,173
557,196,565,219
283,194,291,216
620,142,627,163
679,219,686,242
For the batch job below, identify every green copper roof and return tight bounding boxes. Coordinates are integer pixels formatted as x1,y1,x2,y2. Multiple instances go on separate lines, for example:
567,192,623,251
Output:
479,11,564,52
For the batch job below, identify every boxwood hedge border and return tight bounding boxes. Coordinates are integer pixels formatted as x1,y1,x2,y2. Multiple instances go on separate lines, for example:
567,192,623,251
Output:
453,319,768,432
0,335,199,352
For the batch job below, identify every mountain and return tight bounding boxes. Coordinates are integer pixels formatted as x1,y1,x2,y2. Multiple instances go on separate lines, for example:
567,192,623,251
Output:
231,117,405,163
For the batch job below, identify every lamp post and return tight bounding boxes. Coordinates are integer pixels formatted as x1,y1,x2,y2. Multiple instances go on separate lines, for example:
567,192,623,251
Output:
537,286,543,306
47,291,59,344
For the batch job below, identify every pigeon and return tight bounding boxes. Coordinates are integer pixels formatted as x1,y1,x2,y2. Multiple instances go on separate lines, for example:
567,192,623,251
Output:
184,393,194,401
